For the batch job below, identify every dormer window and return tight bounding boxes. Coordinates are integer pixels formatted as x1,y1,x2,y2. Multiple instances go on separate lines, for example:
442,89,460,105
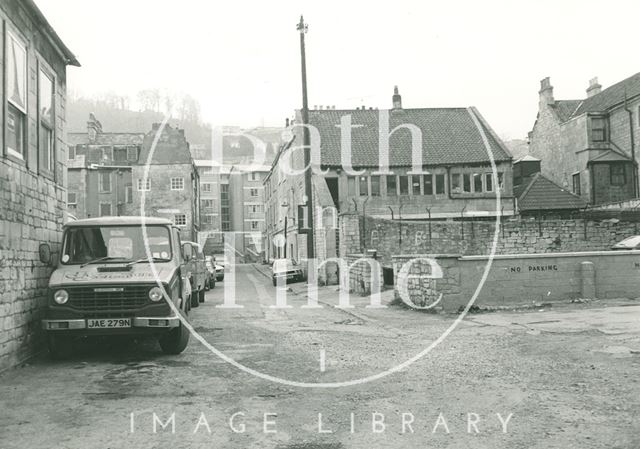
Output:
591,117,607,142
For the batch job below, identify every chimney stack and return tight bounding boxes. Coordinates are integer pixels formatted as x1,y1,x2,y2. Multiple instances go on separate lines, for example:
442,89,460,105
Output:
586,77,602,98
538,77,554,108
392,85,402,109
87,113,102,143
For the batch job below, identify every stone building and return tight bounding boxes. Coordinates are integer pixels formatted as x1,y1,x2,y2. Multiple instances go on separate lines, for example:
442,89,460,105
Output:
0,0,79,370
132,123,200,241
529,73,640,205
264,87,514,263
67,118,199,240
67,114,144,219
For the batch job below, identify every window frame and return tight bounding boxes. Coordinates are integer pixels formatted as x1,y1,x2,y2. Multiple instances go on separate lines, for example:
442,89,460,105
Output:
484,173,494,192
411,175,421,195
398,175,409,195
99,202,112,217
137,177,150,191
37,63,55,177
67,192,77,205
572,172,581,195
170,177,185,191
610,164,626,186
423,174,434,195
358,175,369,196
386,175,397,196
435,174,445,195
370,175,381,196
174,213,187,227
591,116,607,142
99,171,112,193
201,182,212,193
5,29,27,162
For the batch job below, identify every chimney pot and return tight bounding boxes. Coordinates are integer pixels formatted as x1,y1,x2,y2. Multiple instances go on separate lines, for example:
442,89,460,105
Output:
392,85,402,109
538,77,554,107
586,77,602,98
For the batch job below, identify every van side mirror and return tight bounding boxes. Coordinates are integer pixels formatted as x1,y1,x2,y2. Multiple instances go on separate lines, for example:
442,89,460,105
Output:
182,242,193,262
39,243,52,265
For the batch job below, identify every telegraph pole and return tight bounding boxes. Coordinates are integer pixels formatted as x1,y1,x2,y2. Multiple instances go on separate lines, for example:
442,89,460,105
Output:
297,15,315,258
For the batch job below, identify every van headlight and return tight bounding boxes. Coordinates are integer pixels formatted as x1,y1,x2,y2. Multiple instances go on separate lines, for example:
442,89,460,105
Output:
148,287,163,302
53,289,69,305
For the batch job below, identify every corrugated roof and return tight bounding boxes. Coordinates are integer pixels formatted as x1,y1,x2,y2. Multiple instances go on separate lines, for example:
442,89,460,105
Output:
516,173,587,211
308,107,512,167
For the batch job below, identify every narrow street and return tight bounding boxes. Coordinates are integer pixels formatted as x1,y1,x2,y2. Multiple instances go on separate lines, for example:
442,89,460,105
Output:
1,264,640,449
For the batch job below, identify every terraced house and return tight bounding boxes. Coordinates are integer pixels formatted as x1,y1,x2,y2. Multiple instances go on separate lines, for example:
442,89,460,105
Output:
0,0,79,369
529,73,640,205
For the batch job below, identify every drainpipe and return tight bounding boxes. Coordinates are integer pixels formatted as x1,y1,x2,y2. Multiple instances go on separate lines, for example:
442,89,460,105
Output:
624,95,638,197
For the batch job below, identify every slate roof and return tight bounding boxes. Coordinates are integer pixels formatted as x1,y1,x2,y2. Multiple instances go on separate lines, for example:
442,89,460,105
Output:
307,107,512,167
68,133,145,147
551,100,581,122
588,149,633,163
554,72,640,122
515,173,587,211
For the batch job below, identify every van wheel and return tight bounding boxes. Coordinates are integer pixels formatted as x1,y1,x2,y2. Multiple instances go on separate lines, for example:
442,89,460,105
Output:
191,291,200,308
199,288,205,303
159,314,190,355
48,334,74,360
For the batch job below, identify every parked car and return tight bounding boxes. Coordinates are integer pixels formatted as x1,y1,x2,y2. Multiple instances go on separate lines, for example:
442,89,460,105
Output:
612,235,640,250
183,241,207,307
211,254,226,281
39,216,193,358
271,258,304,286
204,256,217,287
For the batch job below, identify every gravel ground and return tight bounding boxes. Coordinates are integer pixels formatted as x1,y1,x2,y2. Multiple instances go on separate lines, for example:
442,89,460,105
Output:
1,264,639,449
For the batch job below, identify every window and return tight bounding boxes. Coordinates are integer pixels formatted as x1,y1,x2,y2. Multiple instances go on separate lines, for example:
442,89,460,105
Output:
572,173,581,195
250,221,259,230
473,173,483,193
463,174,472,193
100,203,112,217
113,147,127,162
174,214,187,226
7,32,26,159
399,175,409,195
250,188,259,197
67,192,77,205
125,184,133,203
202,199,214,209
386,175,397,196
435,174,445,195
250,204,261,213
485,173,494,192
370,175,380,196
497,172,505,191
127,147,138,161
359,176,369,196
347,177,356,196
411,175,421,195
68,146,76,160
137,178,150,191
39,69,54,173
423,174,433,195
450,174,461,194
171,177,184,190
203,215,215,225
202,182,212,193
610,165,626,186
248,172,260,181
591,117,607,142
99,171,111,193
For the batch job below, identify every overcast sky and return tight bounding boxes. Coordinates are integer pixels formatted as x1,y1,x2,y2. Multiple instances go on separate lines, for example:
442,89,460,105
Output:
36,0,640,140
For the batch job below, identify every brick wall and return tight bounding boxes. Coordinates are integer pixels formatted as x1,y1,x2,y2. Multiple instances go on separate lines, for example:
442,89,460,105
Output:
341,213,640,268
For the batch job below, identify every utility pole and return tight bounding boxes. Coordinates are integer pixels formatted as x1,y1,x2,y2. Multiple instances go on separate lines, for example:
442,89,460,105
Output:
297,15,315,259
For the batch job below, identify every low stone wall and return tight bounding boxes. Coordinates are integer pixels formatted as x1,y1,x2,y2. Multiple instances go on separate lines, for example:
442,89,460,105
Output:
393,251,640,311
341,213,640,267
345,254,384,295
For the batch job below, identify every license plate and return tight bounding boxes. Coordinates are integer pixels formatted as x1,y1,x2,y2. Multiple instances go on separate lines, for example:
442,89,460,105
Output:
87,318,131,329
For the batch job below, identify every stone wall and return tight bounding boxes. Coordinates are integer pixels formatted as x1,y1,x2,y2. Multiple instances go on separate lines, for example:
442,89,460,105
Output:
341,213,640,268
392,251,640,311
0,0,71,370
344,254,384,295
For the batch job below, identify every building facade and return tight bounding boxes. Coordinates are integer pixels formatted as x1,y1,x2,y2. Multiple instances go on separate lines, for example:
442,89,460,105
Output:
264,87,514,264
195,160,269,260
529,74,640,205
68,118,200,240
0,0,78,370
